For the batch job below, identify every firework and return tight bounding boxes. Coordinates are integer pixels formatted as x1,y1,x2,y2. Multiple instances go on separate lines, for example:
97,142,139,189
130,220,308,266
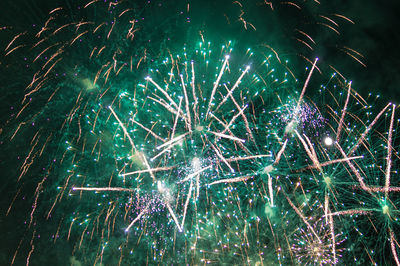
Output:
1,0,399,265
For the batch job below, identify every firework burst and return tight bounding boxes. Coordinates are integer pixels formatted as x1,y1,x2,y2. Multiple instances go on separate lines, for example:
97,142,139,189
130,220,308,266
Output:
1,0,399,265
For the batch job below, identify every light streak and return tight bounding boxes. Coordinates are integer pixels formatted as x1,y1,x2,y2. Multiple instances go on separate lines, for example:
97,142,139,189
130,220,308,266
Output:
208,175,253,186
206,55,230,118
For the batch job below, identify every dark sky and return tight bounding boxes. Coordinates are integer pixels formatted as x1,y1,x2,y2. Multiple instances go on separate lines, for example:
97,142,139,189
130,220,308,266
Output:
0,1,400,264
331,1,400,103
1,0,400,104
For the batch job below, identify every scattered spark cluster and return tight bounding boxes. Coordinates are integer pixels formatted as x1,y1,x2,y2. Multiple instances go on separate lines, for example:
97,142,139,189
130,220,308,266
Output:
1,0,399,265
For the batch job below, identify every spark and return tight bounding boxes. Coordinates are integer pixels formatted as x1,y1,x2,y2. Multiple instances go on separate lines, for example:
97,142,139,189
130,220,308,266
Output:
208,175,253,186
385,104,396,198
336,82,352,142
205,55,230,118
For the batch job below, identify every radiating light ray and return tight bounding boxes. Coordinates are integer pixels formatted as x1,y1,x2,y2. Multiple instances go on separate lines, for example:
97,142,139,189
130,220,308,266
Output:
121,166,175,177
214,65,250,112
179,165,213,183
171,97,183,142
283,191,322,244
4,3,399,263
156,133,189,150
205,55,230,118
146,77,180,111
131,119,166,142
207,130,245,143
208,175,253,186
327,209,372,216
390,229,400,266
181,179,193,229
349,103,391,155
302,156,363,170
295,130,322,172
268,173,274,206
219,104,248,135
294,58,318,117
274,139,288,164
224,84,256,144
336,82,352,142
385,104,396,198
109,106,136,152
225,154,272,162
179,74,193,132
210,142,235,173
164,201,183,232
337,142,400,193
72,187,137,192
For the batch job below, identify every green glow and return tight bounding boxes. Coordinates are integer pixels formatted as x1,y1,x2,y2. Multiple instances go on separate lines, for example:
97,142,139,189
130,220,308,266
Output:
2,0,400,265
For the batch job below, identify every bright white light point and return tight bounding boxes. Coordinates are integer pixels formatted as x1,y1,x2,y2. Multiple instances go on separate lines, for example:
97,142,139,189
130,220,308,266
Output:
157,181,173,203
382,205,389,215
246,65,250,70
225,55,230,59
284,120,297,134
145,76,151,80
192,157,201,171
323,175,331,185
263,165,274,174
195,124,204,131
157,181,164,193
324,136,333,146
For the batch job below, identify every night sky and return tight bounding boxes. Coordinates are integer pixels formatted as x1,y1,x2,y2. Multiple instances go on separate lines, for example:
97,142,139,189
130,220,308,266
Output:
1,0,400,265
1,0,400,102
